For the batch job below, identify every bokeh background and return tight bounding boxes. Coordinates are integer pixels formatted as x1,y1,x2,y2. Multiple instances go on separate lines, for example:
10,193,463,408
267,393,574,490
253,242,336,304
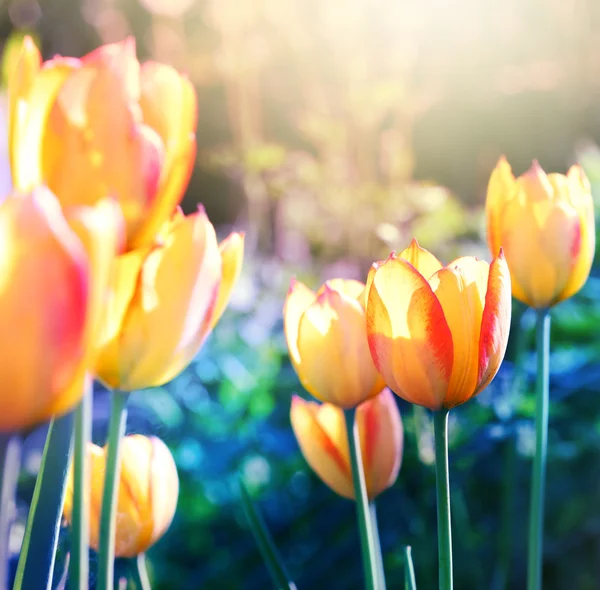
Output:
4,0,600,588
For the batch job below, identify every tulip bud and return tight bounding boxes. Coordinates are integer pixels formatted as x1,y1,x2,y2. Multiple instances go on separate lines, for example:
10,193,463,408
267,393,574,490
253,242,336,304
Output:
9,36,197,250
64,435,179,557
95,207,244,391
284,278,385,409
366,239,512,410
486,157,595,308
290,388,403,500
0,187,121,431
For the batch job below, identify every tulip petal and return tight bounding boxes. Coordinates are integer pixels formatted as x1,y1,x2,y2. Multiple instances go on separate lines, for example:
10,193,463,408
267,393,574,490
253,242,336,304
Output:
0,188,89,431
12,60,75,191
325,278,365,301
501,196,582,307
45,198,124,418
357,388,402,499
210,232,245,329
429,257,489,407
283,279,316,366
113,208,222,389
398,238,443,278
133,62,197,248
366,255,453,410
296,284,382,407
8,36,41,178
474,252,512,396
290,396,353,499
485,156,515,257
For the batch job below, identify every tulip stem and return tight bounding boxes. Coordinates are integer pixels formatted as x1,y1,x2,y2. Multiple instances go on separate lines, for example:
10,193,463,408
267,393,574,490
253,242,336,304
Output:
527,308,551,590
13,412,74,590
0,434,21,590
433,408,453,590
69,379,93,589
97,391,129,590
403,546,417,590
129,554,151,590
344,408,380,590
369,502,386,589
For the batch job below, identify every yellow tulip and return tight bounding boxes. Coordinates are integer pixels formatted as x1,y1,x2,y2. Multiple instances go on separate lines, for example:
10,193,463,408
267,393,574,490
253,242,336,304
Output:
9,36,197,249
486,157,595,308
290,388,403,500
366,239,511,410
284,278,386,409
95,207,244,391
0,187,121,431
64,435,178,557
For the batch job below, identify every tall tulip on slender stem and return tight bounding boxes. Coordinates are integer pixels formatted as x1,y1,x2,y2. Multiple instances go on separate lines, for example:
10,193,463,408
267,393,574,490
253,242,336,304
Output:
365,239,512,590
486,157,595,590
94,208,244,590
284,278,387,590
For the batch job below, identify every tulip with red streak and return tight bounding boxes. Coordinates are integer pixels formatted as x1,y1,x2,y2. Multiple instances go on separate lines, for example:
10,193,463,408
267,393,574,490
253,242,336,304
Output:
366,239,511,410
486,157,595,308
290,388,403,500
284,278,385,409
9,36,197,249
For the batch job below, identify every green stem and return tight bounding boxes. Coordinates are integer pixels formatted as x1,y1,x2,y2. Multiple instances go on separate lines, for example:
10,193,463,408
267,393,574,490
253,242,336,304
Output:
403,545,417,590
369,502,386,589
13,412,74,590
344,408,380,590
0,435,21,590
129,554,151,590
433,409,452,590
97,392,129,590
69,380,93,589
527,309,550,590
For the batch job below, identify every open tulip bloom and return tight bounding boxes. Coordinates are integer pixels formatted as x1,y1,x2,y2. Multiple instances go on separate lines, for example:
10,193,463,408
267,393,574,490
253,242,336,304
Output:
486,157,595,590
365,239,512,590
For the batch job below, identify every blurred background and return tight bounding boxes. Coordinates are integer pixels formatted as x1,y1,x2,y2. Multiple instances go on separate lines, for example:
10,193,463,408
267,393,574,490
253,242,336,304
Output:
4,0,600,588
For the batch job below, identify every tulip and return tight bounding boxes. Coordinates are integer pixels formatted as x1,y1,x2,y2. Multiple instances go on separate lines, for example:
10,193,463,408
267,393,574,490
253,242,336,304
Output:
284,278,385,409
486,157,595,308
290,388,402,500
64,435,179,557
95,207,244,391
366,239,512,410
0,187,120,431
8,36,197,249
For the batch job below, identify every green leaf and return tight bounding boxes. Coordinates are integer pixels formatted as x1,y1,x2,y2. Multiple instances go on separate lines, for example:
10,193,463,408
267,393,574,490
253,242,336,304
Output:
13,412,74,590
238,478,296,590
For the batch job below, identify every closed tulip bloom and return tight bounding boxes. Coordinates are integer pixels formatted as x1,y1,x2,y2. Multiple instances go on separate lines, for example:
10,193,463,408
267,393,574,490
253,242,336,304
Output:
95,207,244,391
366,240,511,410
64,435,179,557
486,157,595,308
284,278,386,409
0,187,121,430
290,388,403,500
9,36,197,249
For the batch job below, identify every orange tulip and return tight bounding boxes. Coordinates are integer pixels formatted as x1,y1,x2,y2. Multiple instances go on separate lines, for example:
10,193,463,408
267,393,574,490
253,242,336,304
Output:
95,207,244,390
284,278,386,409
486,157,595,308
64,435,179,557
290,388,402,500
366,239,511,410
0,187,121,431
9,36,197,249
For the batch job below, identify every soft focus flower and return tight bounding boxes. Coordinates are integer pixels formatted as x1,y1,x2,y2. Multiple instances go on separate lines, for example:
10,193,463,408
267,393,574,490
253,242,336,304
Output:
290,388,402,500
95,207,244,390
64,435,179,557
486,157,595,308
366,239,511,410
284,278,385,409
9,36,197,249
0,187,121,431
